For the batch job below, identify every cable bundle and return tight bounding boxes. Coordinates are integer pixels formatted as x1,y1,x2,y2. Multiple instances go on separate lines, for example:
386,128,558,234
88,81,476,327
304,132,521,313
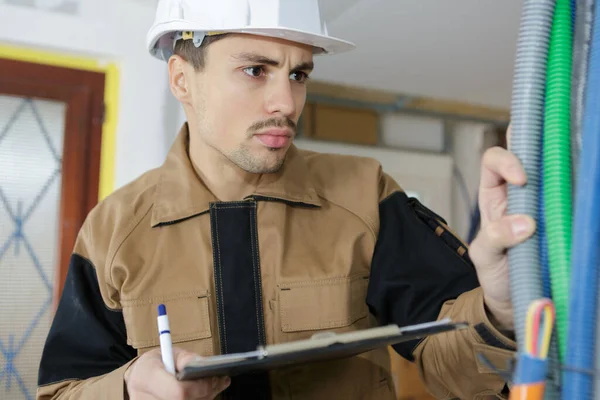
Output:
507,0,600,397
510,300,556,400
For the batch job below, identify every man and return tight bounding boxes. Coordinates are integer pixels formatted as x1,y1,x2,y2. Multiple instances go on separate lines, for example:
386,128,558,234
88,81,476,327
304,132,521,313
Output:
37,1,534,399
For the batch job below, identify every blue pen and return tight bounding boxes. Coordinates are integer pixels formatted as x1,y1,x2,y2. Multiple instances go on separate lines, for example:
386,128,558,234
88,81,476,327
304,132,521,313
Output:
157,304,176,375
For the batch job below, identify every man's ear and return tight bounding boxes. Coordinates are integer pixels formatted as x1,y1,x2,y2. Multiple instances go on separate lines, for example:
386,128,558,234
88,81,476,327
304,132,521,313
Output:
168,55,192,103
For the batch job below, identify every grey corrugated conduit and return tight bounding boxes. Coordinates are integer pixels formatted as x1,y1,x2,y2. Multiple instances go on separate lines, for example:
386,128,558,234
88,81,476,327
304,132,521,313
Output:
509,3,561,397
508,0,555,376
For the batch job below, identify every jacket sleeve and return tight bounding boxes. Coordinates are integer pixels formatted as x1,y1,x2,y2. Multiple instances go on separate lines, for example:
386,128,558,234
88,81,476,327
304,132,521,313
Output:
36,252,137,399
366,186,515,399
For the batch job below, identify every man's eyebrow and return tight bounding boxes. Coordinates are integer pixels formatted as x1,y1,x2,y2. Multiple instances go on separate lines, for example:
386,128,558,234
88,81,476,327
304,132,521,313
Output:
232,52,280,66
293,61,314,72
231,52,314,71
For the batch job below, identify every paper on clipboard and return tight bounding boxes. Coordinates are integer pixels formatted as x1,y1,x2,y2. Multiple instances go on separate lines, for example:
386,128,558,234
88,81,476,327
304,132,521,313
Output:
177,318,467,381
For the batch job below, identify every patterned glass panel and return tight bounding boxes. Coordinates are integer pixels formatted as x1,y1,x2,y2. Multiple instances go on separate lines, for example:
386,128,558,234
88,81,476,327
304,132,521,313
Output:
0,95,64,400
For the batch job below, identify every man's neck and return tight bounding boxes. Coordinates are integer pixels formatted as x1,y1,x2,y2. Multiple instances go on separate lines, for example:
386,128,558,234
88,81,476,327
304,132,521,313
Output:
189,137,261,202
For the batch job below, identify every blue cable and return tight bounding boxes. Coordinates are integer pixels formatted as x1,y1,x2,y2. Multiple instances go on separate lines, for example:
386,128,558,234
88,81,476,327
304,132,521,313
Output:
539,137,552,299
563,0,600,396
571,0,576,34
539,97,552,299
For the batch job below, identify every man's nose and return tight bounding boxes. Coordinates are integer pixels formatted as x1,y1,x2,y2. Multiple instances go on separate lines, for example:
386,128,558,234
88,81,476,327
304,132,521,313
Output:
264,77,296,118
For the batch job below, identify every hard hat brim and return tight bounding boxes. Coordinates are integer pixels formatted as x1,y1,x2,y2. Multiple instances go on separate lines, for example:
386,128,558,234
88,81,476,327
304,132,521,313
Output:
147,22,356,60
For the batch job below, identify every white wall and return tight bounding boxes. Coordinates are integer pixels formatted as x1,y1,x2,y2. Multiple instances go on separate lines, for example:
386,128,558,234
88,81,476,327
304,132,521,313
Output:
380,113,445,153
0,0,179,190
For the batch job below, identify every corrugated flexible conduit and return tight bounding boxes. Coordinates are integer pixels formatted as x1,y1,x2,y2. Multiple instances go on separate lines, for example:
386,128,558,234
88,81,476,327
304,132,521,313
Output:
571,0,595,188
508,0,555,355
569,1,600,398
539,149,562,400
563,0,600,396
542,2,574,396
543,0,573,363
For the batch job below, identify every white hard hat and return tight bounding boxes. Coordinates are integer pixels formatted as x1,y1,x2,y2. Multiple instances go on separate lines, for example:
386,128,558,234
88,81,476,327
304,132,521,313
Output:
147,0,356,61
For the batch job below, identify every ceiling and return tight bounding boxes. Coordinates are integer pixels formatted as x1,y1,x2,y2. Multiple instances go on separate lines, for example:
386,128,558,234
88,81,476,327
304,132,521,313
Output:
138,0,524,109
313,0,524,109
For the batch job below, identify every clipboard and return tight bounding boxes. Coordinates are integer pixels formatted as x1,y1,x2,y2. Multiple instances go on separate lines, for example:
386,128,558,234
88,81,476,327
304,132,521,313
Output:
177,318,467,381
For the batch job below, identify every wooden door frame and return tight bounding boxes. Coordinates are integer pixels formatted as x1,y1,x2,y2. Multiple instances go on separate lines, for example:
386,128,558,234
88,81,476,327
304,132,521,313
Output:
0,58,105,305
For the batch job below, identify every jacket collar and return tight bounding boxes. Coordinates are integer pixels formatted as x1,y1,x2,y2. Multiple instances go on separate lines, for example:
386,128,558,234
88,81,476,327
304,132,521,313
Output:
151,124,321,226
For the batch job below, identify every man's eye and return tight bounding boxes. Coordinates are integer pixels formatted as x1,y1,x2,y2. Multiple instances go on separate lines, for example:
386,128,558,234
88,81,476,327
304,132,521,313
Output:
243,66,264,78
290,71,309,83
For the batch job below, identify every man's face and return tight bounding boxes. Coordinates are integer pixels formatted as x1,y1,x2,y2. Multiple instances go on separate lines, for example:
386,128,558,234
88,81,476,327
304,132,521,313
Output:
181,34,314,174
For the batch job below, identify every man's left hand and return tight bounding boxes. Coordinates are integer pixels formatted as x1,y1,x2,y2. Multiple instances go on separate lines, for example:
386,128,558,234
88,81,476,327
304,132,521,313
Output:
469,125,537,332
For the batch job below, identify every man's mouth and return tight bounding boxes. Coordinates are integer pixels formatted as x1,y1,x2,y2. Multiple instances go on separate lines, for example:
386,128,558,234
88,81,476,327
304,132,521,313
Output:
254,129,293,149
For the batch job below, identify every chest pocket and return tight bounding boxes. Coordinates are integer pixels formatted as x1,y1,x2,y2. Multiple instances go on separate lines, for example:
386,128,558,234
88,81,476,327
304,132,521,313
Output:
121,290,214,356
278,275,371,338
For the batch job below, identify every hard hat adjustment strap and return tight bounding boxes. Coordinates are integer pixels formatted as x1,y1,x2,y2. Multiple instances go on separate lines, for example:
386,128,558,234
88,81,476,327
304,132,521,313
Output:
173,31,206,48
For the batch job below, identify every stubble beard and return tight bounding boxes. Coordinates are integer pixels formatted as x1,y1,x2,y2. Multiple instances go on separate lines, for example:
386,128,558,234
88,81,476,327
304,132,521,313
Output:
227,142,287,174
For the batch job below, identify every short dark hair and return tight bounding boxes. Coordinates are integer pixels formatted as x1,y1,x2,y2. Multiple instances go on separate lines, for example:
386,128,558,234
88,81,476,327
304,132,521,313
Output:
173,33,231,70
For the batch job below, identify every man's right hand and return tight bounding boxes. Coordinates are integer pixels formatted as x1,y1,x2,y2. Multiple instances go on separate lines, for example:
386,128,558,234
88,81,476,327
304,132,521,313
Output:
124,347,230,400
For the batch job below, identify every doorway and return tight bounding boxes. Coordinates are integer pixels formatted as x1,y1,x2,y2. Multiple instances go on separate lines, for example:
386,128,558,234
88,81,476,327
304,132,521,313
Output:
0,58,105,400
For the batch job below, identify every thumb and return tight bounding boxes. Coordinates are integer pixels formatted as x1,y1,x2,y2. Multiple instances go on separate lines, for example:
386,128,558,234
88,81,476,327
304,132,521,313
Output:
172,347,203,372
471,215,536,266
